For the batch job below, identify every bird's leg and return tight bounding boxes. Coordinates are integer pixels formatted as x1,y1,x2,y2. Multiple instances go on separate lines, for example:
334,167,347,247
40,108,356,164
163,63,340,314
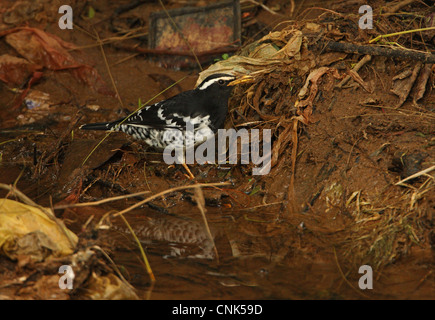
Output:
182,163,195,180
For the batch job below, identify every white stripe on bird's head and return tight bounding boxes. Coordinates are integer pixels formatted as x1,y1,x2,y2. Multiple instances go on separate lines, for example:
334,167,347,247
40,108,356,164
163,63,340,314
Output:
196,74,236,90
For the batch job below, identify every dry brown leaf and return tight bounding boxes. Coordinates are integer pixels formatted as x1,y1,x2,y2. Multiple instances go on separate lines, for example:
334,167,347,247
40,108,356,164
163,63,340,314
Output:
348,69,373,93
411,63,433,103
196,30,304,85
0,54,41,85
273,30,303,59
85,273,139,300
391,62,422,107
0,27,114,96
296,67,341,123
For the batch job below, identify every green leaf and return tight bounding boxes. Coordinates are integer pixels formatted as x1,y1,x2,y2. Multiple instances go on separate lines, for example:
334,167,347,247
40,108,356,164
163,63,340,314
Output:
249,185,261,196
88,6,95,19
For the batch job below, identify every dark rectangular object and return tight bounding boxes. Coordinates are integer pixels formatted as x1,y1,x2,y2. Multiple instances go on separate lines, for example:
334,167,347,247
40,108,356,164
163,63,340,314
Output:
148,0,241,67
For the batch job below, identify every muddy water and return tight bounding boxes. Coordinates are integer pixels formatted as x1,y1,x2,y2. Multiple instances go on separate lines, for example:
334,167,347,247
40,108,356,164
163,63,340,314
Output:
106,210,325,300
105,209,434,300
0,161,433,300
93,193,360,300
0,163,343,299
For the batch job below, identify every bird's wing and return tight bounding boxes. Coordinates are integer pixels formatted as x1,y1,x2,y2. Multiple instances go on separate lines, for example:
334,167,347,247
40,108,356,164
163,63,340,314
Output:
122,91,210,130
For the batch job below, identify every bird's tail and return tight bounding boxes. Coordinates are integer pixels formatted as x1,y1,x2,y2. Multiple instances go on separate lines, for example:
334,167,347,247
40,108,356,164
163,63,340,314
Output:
80,121,120,131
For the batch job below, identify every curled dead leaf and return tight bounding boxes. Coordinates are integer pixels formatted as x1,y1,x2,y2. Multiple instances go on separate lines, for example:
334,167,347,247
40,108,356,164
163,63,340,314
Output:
0,27,114,96
0,199,78,262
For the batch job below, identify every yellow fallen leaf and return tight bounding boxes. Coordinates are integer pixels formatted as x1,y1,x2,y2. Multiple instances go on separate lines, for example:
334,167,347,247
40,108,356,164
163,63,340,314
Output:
0,198,78,261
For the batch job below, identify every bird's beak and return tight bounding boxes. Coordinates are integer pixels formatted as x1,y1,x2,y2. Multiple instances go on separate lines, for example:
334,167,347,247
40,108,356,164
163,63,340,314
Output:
228,75,255,86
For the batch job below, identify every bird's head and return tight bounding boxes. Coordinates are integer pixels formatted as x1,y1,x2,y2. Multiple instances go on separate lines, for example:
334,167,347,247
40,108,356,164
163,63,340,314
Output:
194,73,255,129
196,73,237,91
196,73,255,92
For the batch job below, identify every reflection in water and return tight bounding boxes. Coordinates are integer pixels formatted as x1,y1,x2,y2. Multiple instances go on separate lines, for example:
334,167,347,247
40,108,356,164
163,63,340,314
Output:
115,214,215,259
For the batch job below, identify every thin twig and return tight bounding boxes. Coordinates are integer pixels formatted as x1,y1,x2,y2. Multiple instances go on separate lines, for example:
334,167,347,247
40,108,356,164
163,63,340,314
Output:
337,55,372,88
287,118,298,215
93,28,124,109
194,187,219,262
333,247,370,299
113,182,231,217
91,245,139,289
240,0,284,16
53,191,151,210
157,0,202,70
395,165,435,186
240,201,284,211
117,215,155,282
384,0,420,13
323,41,435,64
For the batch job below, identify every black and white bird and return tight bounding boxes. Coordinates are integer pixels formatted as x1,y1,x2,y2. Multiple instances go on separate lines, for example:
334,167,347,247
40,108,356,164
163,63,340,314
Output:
80,73,247,178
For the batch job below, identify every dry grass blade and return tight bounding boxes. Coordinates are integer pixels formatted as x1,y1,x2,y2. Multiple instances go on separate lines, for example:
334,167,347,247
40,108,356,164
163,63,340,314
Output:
71,26,148,51
157,0,202,70
271,123,293,167
91,245,140,289
240,0,284,16
34,114,82,179
337,55,372,88
81,28,125,167
117,215,155,283
369,26,435,43
94,28,124,109
53,191,151,210
343,177,432,268
240,201,284,211
395,165,435,186
287,118,299,215
113,182,231,217
384,0,417,13
333,247,370,299
194,186,219,262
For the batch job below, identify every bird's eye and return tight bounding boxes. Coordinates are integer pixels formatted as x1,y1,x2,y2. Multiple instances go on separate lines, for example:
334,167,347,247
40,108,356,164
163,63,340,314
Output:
218,79,225,85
